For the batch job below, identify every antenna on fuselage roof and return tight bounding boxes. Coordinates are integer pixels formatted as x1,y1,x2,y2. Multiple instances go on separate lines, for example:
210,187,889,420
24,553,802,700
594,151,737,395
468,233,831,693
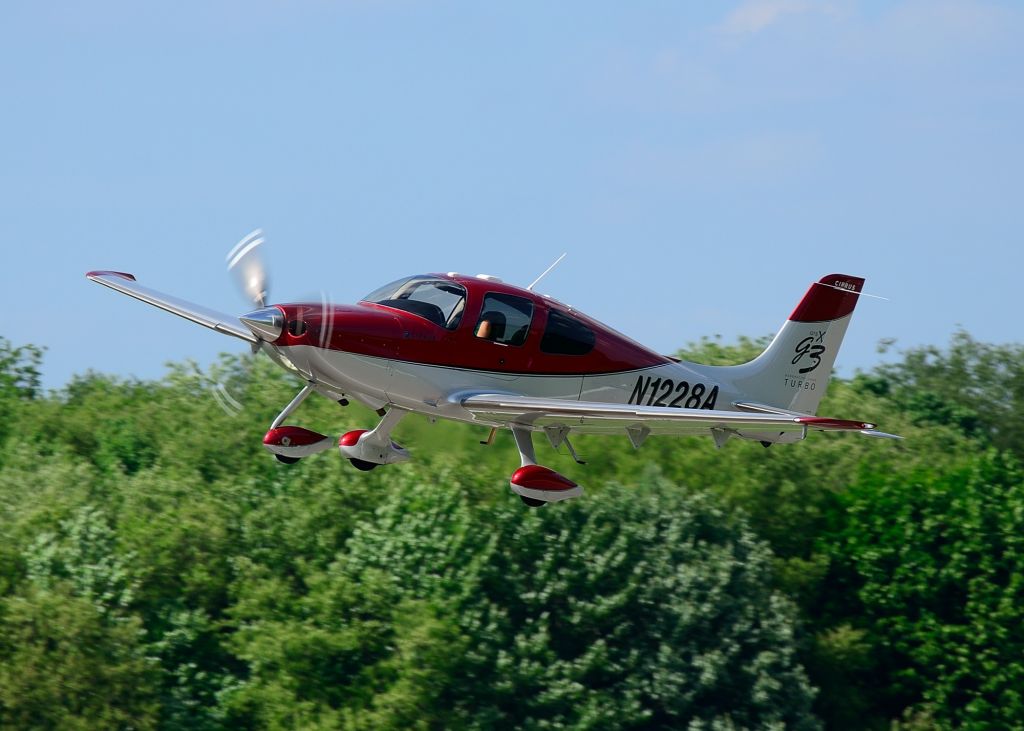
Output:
526,252,567,291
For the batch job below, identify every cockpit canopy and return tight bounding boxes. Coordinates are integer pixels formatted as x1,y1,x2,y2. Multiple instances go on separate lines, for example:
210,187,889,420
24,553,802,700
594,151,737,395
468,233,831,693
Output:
362,276,467,330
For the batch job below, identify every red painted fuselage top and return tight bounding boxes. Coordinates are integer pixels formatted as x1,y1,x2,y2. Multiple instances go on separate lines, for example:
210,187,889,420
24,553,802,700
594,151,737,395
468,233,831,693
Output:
272,273,670,375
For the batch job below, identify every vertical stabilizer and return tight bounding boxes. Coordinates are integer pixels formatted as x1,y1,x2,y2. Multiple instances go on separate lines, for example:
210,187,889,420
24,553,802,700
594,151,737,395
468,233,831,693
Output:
690,274,864,415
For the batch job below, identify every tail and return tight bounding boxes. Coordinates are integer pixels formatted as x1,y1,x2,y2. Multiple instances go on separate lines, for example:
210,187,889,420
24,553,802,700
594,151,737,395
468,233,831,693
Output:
691,274,864,415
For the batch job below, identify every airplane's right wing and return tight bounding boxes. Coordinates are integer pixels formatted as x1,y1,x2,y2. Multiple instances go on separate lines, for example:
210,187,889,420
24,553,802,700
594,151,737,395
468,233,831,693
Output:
457,392,899,443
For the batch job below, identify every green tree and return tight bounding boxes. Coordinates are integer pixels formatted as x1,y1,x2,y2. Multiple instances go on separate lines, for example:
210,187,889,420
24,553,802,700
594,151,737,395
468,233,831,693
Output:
822,450,1024,729
678,334,772,366
331,474,820,730
868,330,1024,454
5,329,1024,729
0,584,160,730
25,504,137,613
0,336,43,401
224,562,461,730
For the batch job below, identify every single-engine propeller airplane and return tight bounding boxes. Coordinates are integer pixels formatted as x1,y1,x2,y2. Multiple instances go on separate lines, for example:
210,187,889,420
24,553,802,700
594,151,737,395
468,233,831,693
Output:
87,232,897,506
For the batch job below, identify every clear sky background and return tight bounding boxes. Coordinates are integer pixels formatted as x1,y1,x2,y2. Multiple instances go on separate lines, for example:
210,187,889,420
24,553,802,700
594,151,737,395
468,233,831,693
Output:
2,1,1021,389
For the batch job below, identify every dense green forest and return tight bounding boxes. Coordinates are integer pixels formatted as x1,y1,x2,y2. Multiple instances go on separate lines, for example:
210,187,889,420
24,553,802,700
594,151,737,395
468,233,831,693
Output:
2,331,1023,730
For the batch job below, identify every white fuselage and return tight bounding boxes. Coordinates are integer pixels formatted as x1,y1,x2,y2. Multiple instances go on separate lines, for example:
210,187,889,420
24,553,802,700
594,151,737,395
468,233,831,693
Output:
272,343,745,427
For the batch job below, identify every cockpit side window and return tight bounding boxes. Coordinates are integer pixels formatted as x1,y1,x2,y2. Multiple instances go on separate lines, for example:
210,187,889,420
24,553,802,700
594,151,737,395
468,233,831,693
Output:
362,277,467,329
540,310,596,355
475,293,534,346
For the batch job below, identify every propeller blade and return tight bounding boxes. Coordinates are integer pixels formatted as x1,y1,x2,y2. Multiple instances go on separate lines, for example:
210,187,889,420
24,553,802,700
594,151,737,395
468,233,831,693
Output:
227,229,270,307
316,289,335,349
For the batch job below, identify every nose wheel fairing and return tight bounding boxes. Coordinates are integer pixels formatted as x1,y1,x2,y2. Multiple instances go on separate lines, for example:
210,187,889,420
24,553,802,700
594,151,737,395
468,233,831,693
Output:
263,426,334,459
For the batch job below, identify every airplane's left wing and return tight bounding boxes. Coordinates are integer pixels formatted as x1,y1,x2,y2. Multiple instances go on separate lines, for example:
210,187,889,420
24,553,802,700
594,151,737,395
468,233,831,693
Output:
87,271,258,344
457,393,895,443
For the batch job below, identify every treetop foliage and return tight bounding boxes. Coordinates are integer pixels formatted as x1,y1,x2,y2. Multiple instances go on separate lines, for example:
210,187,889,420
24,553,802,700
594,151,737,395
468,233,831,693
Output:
0,332,1022,729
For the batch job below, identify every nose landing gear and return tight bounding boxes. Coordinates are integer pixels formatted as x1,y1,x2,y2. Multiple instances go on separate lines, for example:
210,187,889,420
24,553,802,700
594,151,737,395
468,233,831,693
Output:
262,385,331,465
263,425,334,463
262,384,411,471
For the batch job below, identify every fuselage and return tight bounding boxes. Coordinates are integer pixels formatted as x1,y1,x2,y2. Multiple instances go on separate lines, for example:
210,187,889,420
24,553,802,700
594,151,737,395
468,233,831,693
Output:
263,273,736,426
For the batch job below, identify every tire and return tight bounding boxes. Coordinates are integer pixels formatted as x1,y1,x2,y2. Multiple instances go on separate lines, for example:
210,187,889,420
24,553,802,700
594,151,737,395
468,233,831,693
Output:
275,454,301,465
520,496,547,508
349,458,378,472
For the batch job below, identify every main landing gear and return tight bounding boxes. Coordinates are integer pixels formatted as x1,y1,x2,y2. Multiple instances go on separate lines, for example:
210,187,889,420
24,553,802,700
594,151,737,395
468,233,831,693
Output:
262,385,334,464
508,426,584,507
337,407,410,470
261,384,410,471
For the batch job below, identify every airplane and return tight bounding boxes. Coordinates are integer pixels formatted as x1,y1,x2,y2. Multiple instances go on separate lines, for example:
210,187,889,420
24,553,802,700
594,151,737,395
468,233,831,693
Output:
87,232,897,506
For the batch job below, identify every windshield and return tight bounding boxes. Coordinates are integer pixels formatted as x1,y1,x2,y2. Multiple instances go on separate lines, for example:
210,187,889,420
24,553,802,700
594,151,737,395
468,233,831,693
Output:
362,276,467,330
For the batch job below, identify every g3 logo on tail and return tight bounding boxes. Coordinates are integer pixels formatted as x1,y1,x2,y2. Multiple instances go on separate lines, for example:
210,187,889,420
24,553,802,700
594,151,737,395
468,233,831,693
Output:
793,332,826,374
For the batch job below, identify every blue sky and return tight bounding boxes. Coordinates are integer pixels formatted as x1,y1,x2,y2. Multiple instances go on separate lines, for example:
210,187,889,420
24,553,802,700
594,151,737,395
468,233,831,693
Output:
2,1,1022,389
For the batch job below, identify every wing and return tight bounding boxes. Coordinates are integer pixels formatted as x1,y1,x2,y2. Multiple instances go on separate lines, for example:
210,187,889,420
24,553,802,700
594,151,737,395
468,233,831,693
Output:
458,393,896,444
86,271,258,344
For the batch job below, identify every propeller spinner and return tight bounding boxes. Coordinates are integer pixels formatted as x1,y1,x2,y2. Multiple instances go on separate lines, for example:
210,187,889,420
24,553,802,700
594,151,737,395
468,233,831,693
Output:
239,308,283,342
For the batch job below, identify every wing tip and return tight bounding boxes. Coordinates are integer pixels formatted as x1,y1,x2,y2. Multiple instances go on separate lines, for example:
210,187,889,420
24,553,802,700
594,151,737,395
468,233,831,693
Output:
86,270,137,282
797,416,902,440
797,416,874,430
859,429,904,440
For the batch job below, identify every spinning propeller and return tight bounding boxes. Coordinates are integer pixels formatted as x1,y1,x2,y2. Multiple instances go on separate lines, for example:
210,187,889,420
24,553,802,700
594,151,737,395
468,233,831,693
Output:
228,229,335,350
227,229,270,308
229,229,284,343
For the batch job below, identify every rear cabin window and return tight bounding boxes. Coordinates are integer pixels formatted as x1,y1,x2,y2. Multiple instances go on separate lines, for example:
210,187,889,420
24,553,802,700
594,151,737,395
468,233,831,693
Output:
540,310,596,355
474,293,534,346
